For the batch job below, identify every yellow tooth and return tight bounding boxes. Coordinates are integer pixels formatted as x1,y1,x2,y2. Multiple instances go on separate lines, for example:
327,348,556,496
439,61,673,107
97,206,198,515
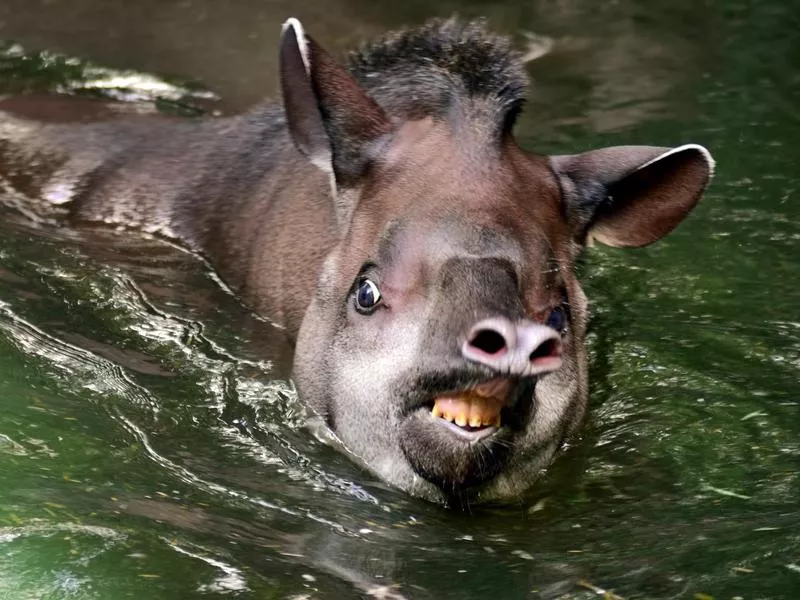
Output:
455,414,468,427
443,412,455,423
492,415,502,427
468,415,482,428
432,404,442,418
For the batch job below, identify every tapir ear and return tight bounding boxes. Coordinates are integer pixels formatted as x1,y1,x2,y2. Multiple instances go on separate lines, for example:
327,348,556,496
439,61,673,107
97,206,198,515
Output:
279,18,393,188
550,144,715,247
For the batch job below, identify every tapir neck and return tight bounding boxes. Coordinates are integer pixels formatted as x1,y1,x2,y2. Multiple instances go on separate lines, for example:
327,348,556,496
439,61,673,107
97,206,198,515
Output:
175,106,341,334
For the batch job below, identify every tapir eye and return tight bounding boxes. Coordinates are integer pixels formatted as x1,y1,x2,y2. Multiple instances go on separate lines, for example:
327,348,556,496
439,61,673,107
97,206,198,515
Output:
545,305,568,334
354,278,382,313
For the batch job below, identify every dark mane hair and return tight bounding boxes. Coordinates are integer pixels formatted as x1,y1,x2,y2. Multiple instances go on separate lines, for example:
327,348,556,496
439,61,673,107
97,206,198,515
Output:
347,18,528,133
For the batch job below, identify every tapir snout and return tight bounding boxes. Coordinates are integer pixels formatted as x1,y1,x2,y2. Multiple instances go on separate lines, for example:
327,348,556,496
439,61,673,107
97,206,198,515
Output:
463,316,563,377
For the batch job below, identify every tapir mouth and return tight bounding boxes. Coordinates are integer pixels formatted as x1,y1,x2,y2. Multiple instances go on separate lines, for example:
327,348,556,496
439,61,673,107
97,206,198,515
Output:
399,374,534,490
430,377,511,436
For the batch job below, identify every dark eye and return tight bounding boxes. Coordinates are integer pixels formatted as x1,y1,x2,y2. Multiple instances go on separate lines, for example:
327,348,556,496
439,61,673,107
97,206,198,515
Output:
354,278,382,313
545,305,568,334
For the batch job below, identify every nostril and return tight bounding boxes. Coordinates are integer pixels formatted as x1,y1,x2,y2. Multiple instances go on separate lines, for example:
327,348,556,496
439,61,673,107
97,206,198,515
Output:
529,338,561,362
469,329,507,356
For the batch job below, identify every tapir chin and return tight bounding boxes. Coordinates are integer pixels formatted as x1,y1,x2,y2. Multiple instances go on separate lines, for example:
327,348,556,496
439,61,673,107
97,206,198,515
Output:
0,18,714,504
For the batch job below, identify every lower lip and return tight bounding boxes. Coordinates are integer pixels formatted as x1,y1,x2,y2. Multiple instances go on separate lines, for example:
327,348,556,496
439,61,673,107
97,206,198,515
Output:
428,412,499,442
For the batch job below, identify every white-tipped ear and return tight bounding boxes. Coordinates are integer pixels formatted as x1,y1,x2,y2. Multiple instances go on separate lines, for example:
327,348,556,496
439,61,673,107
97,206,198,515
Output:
279,17,331,173
278,17,393,190
638,143,715,178
281,18,311,73
551,143,715,248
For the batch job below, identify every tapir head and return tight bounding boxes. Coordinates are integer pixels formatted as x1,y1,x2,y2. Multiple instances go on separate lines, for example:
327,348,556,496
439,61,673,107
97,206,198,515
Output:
280,19,714,503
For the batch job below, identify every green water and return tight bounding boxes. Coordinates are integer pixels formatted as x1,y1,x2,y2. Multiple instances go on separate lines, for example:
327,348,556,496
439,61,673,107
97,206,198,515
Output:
0,0,798,598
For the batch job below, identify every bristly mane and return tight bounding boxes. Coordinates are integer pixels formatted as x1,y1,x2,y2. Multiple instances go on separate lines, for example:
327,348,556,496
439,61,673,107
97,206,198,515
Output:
347,18,528,134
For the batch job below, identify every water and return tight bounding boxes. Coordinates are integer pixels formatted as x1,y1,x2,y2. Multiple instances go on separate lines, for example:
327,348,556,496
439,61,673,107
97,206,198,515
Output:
0,0,798,598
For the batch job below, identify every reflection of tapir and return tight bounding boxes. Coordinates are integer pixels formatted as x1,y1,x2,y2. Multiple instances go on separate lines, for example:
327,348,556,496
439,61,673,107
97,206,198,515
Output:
0,18,714,503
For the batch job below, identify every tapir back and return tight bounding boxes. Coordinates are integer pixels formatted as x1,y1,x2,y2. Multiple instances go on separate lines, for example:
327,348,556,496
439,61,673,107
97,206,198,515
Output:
0,101,339,331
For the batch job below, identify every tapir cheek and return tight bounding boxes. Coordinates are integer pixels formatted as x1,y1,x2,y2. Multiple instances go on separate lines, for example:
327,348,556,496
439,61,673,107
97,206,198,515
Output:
527,357,580,439
331,317,424,413
325,321,425,471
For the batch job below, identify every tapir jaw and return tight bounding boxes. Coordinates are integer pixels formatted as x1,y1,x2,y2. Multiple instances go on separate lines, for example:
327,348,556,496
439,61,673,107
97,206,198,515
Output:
429,377,516,435
398,374,538,491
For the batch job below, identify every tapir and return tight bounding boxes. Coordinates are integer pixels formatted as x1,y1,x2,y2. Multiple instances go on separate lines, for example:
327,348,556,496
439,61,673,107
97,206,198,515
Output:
0,18,714,504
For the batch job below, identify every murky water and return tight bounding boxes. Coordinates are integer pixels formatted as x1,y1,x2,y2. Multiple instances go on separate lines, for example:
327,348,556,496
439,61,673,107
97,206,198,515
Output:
0,0,798,598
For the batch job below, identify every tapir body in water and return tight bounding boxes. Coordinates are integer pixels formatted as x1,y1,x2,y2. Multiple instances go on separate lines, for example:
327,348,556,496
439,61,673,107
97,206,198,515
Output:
0,19,714,504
